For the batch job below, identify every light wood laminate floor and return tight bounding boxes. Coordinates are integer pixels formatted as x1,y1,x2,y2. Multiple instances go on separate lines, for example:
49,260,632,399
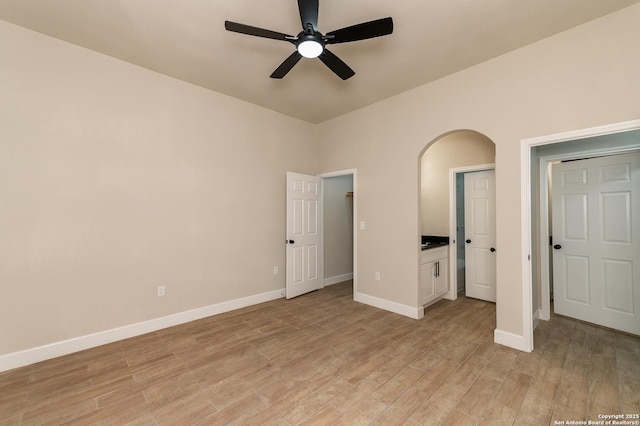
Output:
1,281,639,425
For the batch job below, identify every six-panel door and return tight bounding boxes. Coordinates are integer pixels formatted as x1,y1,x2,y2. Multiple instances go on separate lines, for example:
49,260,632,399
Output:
552,152,639,335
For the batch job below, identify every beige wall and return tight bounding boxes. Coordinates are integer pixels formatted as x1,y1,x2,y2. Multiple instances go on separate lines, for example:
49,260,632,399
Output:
2,3,640,361
317,4,640,338
420,131,495,235
0,20,317,355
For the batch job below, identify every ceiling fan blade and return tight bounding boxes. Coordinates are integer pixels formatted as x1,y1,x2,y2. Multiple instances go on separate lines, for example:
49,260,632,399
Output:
326,17,393,44
225,21,293,41
298,0,319,32
318,49,355,80
270,52,303,79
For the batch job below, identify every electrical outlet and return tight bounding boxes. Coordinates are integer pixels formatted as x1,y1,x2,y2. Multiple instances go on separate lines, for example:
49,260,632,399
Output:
157,285,165,297
359,221,366,230
375,272,381,281
273,266,279,275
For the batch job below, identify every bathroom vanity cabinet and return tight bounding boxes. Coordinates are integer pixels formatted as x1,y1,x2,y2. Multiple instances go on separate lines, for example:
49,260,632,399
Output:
420,245,449,305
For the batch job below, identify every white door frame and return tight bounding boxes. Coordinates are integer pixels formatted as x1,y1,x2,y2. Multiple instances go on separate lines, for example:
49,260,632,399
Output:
447,163,495,300
520,119,640,352
318,169,358,299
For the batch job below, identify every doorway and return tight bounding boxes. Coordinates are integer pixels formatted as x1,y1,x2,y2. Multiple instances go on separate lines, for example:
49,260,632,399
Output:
521,119,640,351
320,169,357,298
285,169,357,300
446,165,496,301
322,173,354,286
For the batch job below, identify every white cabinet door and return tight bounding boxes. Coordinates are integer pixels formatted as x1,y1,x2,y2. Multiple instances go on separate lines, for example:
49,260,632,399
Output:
435,257,449,297
421,260,436,305
552,152,639,335
421,247,448,305
286,172,324,299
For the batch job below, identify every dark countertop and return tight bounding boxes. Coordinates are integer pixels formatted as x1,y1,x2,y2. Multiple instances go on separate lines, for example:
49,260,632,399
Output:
421,242,449,250
421,235,449,250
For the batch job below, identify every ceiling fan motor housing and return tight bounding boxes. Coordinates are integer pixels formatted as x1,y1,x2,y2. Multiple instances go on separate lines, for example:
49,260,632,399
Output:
296,32,325,58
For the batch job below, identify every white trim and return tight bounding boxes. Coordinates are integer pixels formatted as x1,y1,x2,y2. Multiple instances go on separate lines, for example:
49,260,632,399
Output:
0,289,284,373
520,119,640,353
446,163,495,300
354,291,424,319
524,120,640,146
538,159,552,321
318,169,357,179
318,169,358,299
494,328,531,352
324,273,354,287
519,137,535,353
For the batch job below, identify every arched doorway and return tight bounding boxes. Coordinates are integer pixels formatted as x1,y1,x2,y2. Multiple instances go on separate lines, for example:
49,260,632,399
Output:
419,130,496,307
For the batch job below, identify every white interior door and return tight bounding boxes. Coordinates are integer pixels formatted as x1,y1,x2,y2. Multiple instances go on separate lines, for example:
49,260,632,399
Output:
552,152,640,334
286,172,324,299
464,170,496,302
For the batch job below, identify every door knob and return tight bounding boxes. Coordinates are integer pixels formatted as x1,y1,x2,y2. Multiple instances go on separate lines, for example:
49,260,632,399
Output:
490,247,496,252
553,244,562,250
466,239,471,244
287,239,295,244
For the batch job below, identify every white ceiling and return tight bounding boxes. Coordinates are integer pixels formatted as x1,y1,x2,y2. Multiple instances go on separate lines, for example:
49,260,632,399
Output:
1,0,639,123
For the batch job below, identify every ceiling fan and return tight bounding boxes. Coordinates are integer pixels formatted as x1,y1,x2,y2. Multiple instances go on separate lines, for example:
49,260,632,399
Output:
224,0,393,80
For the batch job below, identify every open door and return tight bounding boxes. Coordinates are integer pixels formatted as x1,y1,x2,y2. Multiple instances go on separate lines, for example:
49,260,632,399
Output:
464,170,497,302
551,152,640,334
286,172,324,298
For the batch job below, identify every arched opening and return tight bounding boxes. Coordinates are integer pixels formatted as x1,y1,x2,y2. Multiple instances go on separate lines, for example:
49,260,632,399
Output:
419,130,496,310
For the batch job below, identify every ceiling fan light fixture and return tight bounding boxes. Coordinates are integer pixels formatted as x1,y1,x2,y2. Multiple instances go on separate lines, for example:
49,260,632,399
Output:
225,2,394,79
297,39,323,58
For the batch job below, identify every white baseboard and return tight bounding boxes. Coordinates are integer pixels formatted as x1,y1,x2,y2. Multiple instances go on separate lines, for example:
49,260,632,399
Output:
354,291,424,319
324,273,354,287
0,288,285,373
494,328,532,352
